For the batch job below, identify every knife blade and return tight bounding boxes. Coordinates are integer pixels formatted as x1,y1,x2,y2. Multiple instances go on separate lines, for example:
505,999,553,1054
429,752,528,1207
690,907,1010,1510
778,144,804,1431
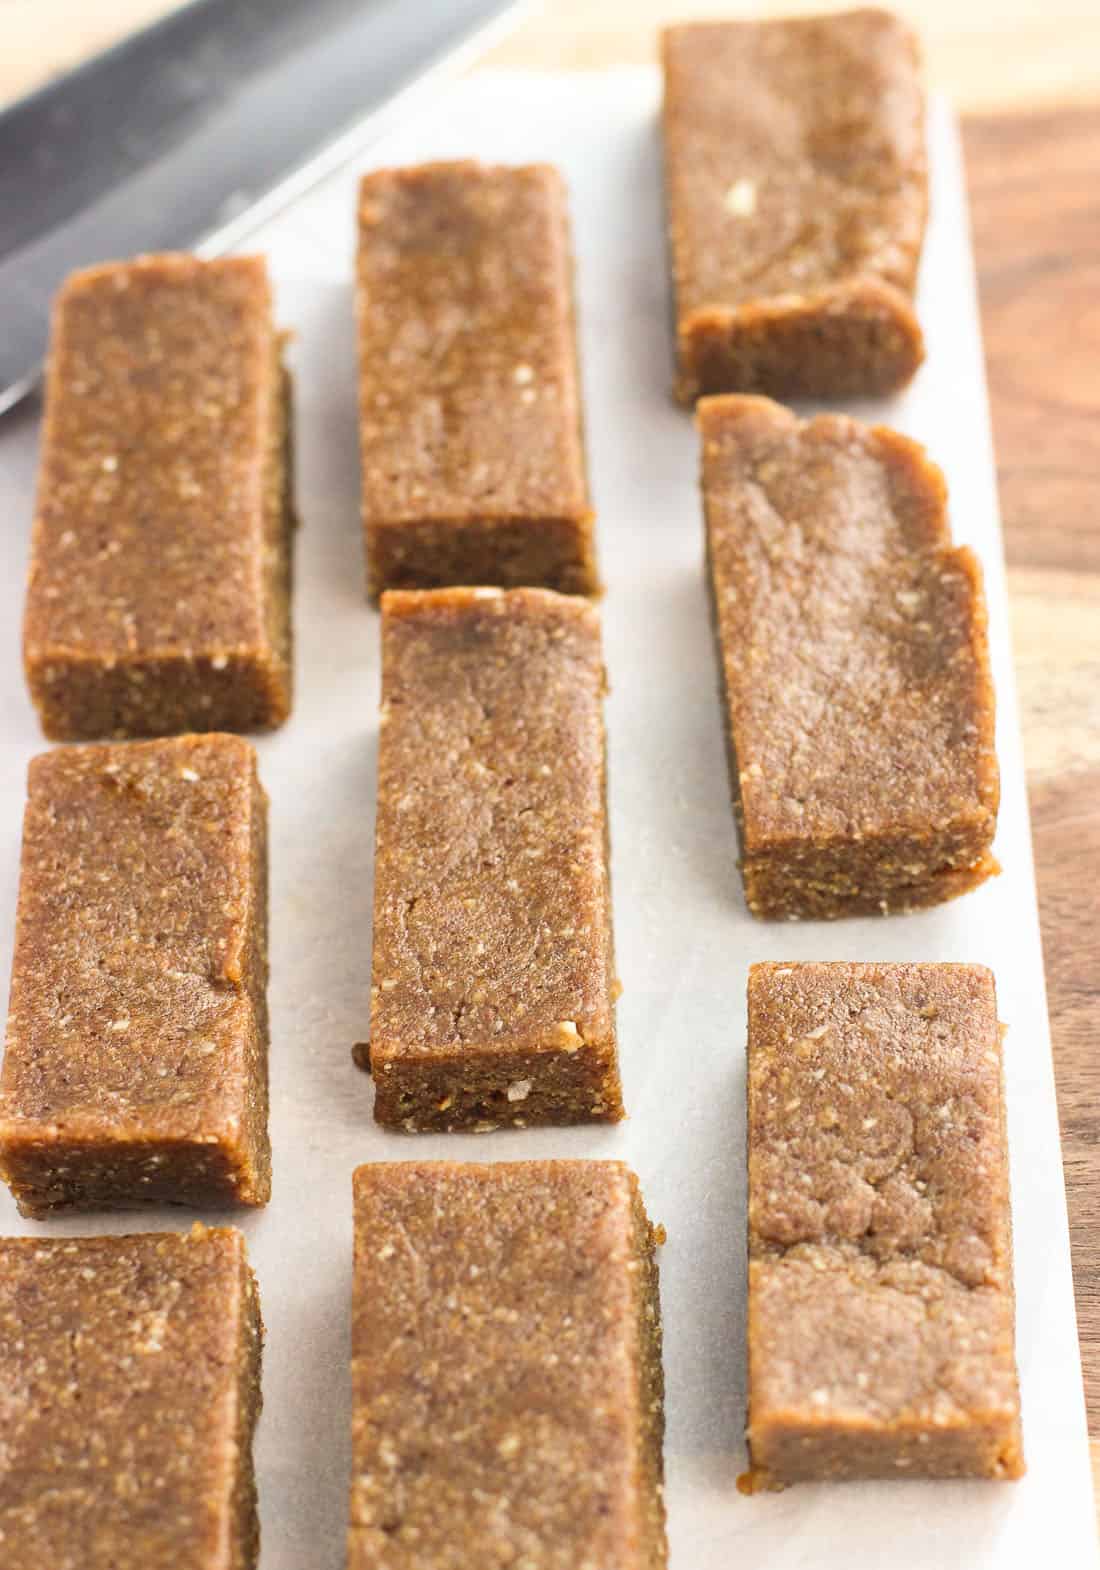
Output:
0,0,529,415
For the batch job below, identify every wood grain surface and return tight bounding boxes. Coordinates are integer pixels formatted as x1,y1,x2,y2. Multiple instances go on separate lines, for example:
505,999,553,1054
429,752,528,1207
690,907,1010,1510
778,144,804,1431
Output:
3,0,1099,1521
964,108,1100,1441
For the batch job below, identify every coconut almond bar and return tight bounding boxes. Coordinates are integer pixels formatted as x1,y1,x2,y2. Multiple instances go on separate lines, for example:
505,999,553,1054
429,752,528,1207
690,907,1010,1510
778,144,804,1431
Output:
349,1161,666,1567
366,587,623,1130
662,10,927,402
701,396,999,919
24,253,295,740
0,1224,263,1568
745,962,1024,1486
0,735,271,1215
357,161,598,597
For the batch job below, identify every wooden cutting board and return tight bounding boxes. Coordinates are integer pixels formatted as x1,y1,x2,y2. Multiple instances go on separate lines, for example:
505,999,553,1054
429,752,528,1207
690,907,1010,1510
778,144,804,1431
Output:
962,103,1100,1499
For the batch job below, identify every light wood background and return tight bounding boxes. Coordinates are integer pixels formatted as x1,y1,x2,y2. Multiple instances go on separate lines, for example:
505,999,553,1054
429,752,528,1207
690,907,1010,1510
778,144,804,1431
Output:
5,0,1099,1520
5,0,1100,112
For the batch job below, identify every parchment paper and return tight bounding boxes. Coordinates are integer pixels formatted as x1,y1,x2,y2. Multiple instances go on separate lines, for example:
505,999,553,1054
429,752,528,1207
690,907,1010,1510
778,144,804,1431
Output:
0,67,1095,1570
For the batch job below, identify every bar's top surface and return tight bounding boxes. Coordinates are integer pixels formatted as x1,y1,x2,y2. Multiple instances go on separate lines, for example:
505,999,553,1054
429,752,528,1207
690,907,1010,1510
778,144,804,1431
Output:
24,253,277,662
350,1160,653,1564
0,1224,254,1568
701,396,999,850
371,587,615,1060
661,8,926,313
357,160,589,525
1,733,263,1132
747,962,1021,1434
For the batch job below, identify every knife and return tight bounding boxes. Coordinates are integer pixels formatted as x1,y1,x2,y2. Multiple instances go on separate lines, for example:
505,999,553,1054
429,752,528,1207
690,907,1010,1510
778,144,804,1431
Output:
0,0,529,416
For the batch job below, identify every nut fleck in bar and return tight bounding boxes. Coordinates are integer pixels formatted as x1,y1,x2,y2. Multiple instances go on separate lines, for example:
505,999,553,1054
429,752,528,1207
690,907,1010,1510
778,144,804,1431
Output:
0,1225,263,1569
367,587,623,1130
357,161,598,597
349,1161,666,1567
661,10,927,402
745,962,1024,1488
700,396,999,919
0,735,271,1215
24,254,295,740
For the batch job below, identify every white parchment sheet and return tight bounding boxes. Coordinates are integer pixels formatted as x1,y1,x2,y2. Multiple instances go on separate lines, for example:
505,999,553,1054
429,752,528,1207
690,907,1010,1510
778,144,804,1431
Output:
0,68,1095,1570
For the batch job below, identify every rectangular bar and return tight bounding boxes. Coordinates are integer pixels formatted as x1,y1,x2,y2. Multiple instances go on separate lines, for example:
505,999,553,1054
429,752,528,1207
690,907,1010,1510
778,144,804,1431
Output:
0,1224,263,1568
24,253,295,740
661,11,927,403
0,734,271,1214
700,395,999,918
745,962,1024,1487
367,587,623,1130
357,161,598,597
349,1161,666,1568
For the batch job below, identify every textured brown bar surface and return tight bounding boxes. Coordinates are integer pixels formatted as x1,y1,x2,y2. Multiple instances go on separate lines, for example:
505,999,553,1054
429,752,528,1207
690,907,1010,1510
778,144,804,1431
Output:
745,962,1024,1487
701,396,999,919
24,253,295,740
661,10,927,403
349,1161,666,1569
0,735,271,1215
357,161,597,597
0,1223,263,1569
367,587,623,1130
